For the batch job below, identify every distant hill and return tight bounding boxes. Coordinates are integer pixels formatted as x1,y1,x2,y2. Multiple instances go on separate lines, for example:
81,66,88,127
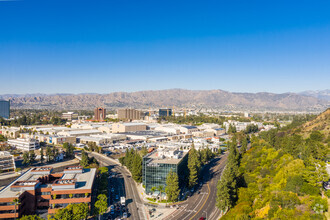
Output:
0,89,329,111
299,89,330,101
299,108,330,138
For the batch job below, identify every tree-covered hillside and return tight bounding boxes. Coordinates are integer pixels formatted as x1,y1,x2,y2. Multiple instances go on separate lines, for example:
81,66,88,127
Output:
218,109,330,219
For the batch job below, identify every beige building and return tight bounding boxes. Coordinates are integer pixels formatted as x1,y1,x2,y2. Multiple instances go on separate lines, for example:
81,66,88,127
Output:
192,131,215,138
112,123,147,133
0,151,15,172
61,112,78,121
1,126,20,139
117,109,143,121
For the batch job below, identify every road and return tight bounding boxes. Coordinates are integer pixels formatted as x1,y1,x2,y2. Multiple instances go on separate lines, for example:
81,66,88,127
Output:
165,152,228,220
89,152,147,220
90,150,230,220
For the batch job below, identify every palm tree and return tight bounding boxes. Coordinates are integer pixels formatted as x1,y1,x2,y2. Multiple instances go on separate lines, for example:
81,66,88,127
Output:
12,198,20,220
150,186,157,197
158,185,165,202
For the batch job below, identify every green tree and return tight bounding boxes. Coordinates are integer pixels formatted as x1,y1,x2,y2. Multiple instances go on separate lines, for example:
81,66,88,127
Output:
22,152,30,166
188,146,201,188
72,203,89,220
165,169,180,202
94,194,108,220
216,137,240,213
29,151,36,165
216,171,231,213
228,124,237,134
63,142,75,159
132,153,142,183
150,186,157,196
46,146,53,162
140,146,148,157
20,215,43,220
158,185,165,202
240,137,248,154
80,151,89,168
40,148,44,163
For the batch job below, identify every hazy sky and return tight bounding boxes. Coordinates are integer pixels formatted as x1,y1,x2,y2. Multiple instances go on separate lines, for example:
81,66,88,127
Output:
0,0,330,94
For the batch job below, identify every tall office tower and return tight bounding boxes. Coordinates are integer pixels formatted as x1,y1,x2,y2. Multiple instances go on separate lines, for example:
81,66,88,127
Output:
0,100,10,119
117,108,143,120
159,108,172,117
94,107,106,121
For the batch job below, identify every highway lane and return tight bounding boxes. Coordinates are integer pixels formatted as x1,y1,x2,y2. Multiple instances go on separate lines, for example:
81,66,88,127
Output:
89,152,146,220
90,150,230,220
165,152,228,220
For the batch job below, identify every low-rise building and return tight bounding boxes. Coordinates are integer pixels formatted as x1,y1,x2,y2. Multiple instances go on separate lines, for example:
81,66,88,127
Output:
0,166,96,219
0,151,15,172
61,112,78,121
112,123,147,133
179,126,199,134
8,138,40,151
0,127,20,139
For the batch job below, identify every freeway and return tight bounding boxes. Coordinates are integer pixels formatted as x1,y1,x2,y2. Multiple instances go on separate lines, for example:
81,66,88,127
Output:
165,152,228,220
89,152,147,220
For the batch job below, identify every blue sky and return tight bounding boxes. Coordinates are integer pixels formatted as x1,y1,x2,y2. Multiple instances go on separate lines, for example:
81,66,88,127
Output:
0,0,330,94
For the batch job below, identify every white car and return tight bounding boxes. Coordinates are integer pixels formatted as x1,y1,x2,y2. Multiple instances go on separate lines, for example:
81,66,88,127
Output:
123,212,127,218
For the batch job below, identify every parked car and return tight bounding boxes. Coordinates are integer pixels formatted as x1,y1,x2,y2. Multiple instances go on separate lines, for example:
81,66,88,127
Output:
123,212,127,218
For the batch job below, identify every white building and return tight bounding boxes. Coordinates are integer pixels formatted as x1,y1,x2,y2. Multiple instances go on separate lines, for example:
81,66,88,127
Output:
179,126,199,134
61,112,78,121
8,138,40,151
0,151,15,172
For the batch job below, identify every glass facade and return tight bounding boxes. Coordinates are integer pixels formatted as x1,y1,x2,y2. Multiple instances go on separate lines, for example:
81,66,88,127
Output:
159,109,172,117
143,152,188,194
0,100,10,119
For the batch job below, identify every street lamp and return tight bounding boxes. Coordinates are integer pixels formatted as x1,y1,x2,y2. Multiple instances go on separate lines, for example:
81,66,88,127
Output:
203,210,207,219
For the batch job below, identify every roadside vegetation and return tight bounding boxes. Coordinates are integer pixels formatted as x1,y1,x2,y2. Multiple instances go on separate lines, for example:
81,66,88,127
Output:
217,109,329,219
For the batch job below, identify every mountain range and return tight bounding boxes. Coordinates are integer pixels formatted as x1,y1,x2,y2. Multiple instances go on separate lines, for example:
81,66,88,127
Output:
0,89,329,112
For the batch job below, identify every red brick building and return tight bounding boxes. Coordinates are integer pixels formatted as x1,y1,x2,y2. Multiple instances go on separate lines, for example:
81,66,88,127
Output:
0,166,96,219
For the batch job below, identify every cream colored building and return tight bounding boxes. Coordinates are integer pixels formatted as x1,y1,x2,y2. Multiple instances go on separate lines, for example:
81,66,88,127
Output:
112,123,147,133
1,127,20,139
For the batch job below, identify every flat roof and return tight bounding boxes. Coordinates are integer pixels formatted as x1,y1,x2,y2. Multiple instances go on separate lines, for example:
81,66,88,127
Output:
61,129,101,135
145,150,187,165
0,167,97,198
122,123,146,126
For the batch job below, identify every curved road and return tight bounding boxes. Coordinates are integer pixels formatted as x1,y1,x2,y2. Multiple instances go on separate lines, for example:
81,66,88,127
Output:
165,152,228,220
89,152,147,220
90,151,229,220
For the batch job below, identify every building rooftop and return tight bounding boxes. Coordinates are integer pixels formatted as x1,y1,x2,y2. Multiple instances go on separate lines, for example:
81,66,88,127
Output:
0,167,96,198
183,126,198,129
144,149,187,165
122,122,146,126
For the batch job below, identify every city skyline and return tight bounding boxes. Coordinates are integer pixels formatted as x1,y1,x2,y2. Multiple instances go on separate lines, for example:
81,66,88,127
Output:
1,0,330,94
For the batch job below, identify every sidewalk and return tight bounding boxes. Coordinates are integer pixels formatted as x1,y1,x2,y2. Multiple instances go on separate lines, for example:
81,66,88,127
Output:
136,183,181,220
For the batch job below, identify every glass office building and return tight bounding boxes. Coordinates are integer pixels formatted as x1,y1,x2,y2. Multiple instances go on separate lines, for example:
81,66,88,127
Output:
159,108,172,117
142,149,188,194
0,100,10,119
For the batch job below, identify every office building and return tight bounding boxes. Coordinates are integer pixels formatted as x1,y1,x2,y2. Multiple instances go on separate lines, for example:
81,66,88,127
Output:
159,108,172,117
142,149,188,194
112,123,147,133
61,112,78,121
0,166,96,219
8,138,40,151
0,100,10,119
0,151,15,172
0,127,20,138
94,107,106,121
117,109,143,120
